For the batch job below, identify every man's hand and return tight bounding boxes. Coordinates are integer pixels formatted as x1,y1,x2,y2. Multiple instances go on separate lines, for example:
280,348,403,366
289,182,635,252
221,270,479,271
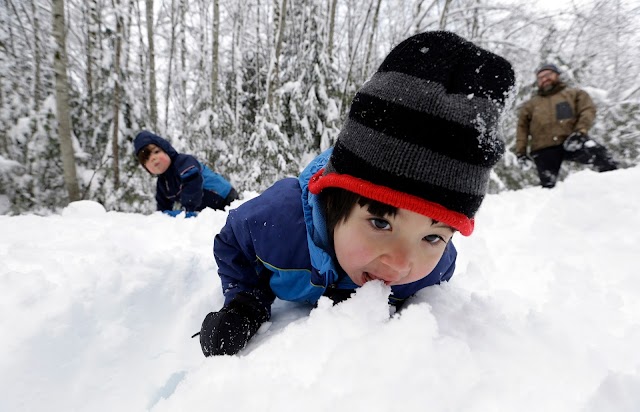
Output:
517,154,534,171
563,132,587,152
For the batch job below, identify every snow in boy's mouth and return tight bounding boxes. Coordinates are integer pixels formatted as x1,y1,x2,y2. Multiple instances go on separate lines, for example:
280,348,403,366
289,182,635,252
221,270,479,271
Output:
362,272,391,286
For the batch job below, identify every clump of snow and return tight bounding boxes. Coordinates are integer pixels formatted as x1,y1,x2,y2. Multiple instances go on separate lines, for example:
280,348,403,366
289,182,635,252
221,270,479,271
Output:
61,200,107,217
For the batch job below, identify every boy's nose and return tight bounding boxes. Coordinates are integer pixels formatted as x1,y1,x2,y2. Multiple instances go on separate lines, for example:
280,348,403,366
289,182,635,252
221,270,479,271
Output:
379,245,414,280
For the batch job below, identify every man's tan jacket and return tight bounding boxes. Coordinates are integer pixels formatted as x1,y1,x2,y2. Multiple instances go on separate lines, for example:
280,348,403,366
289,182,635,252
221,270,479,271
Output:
516,82,595,156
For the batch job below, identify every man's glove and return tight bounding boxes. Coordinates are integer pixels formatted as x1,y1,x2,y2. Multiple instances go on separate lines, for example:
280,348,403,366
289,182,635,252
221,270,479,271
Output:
517,154,534,171
162,210,198,218
199,293,269,356
563,132,587,152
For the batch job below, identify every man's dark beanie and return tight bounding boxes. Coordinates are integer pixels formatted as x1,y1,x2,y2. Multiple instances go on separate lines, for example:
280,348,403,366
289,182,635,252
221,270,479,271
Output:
308,31,515,236
536,63,561,75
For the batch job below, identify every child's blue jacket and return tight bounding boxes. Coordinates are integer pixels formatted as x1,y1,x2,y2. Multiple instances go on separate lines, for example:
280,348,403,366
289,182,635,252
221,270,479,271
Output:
214,148,457,313
134,131,232,212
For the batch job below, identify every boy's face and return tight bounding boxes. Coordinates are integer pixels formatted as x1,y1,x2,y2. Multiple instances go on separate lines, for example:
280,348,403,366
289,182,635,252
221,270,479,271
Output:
144,144,171,175
333,203,454,287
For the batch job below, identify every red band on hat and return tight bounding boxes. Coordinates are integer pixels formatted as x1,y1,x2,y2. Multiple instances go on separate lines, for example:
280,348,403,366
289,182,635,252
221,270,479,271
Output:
308,168,474,236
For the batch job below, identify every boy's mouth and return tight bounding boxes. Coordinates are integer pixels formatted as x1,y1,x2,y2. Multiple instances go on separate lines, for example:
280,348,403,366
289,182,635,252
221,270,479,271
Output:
362,272,391,286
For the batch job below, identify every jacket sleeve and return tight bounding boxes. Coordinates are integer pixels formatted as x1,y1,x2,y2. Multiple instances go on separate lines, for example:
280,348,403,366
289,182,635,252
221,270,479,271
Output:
515,102,532,156
175,155,204,211
214,208,275,312
574,89,596,134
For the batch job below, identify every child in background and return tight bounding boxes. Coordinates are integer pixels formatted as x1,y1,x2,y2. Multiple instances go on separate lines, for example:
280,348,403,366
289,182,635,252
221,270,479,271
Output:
134,131,238,216
198,31,515,356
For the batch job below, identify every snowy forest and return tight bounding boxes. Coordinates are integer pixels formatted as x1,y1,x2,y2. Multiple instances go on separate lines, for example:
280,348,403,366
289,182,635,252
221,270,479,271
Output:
0,0,639,215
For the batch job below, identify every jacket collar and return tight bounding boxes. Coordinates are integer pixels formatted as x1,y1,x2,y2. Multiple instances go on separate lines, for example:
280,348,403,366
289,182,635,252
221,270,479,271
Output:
298,148,343,285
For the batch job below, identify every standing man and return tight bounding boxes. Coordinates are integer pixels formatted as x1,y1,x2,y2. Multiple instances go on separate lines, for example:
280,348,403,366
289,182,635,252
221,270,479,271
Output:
515,63,617,188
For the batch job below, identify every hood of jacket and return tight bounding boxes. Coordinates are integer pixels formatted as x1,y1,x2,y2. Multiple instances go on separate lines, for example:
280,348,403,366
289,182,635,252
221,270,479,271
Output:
133,131,179,160
298,147,354,288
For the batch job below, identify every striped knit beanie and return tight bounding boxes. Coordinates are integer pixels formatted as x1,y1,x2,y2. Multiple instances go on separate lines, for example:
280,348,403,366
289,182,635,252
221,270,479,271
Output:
308,31,514,236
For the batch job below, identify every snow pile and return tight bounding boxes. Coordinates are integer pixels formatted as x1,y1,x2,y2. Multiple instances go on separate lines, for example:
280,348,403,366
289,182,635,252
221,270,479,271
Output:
1,167,639,411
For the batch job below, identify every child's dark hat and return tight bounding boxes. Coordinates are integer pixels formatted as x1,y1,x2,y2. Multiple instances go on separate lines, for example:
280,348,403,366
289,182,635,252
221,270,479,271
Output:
308,31,515,235
133,131,157,155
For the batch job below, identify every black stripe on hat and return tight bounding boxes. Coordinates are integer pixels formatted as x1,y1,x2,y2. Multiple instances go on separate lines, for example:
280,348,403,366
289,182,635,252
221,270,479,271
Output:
347,93,505,167
334,119,491,195
360,71,500,130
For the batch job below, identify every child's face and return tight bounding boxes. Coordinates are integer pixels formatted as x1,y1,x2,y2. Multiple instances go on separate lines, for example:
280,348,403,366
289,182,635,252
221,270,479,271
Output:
144,144,171,175
333,203,454,287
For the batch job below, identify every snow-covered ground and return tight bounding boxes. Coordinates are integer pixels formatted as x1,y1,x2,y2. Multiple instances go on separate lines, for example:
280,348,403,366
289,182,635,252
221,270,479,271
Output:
2,166,639,412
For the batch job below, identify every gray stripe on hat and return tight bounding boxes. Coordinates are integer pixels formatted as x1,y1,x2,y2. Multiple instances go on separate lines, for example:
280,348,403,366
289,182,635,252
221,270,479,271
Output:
359,71,500,130
337,119,491,195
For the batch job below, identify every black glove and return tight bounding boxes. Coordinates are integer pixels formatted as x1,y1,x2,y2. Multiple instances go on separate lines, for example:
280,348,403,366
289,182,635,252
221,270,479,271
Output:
517,154,534,171
199,293,269,356
563,132,587,152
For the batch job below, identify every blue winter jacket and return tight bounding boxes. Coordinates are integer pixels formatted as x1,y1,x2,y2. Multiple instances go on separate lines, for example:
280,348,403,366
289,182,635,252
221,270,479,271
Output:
134,131,233,212
213,148,456,314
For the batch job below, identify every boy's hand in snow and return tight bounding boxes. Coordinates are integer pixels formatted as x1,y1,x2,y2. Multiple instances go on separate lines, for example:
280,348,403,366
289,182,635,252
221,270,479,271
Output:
162,210,198,218
199,293,269,356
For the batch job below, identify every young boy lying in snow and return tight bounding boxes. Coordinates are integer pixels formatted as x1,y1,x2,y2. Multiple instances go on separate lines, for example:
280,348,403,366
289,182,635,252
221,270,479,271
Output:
198,30,515,356
133,131,238,216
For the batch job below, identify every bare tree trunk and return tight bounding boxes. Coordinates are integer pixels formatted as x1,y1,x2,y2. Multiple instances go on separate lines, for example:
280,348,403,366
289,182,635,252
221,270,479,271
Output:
134,0,149,114
0,24,6,154
266,0,287,109
211,0,219,106
362,0,381,78
340,0,373,114
118,0,135,135
470,0,480,40
31,0,42,111
439,0,452,30
327,0,338,63
255,0,261,103
164,0,176,131
145,0,158,131
84,0,99,121
0,74,5,153
611,0,621,98
0,0,15,155
408,0,439,35
231,4,244,130
180,0,186,98
111,0,123,187
52,0,80,202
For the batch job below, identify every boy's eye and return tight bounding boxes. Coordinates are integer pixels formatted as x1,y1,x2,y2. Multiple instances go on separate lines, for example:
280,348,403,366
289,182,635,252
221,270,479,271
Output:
423,234,446,244
369,218,391,230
